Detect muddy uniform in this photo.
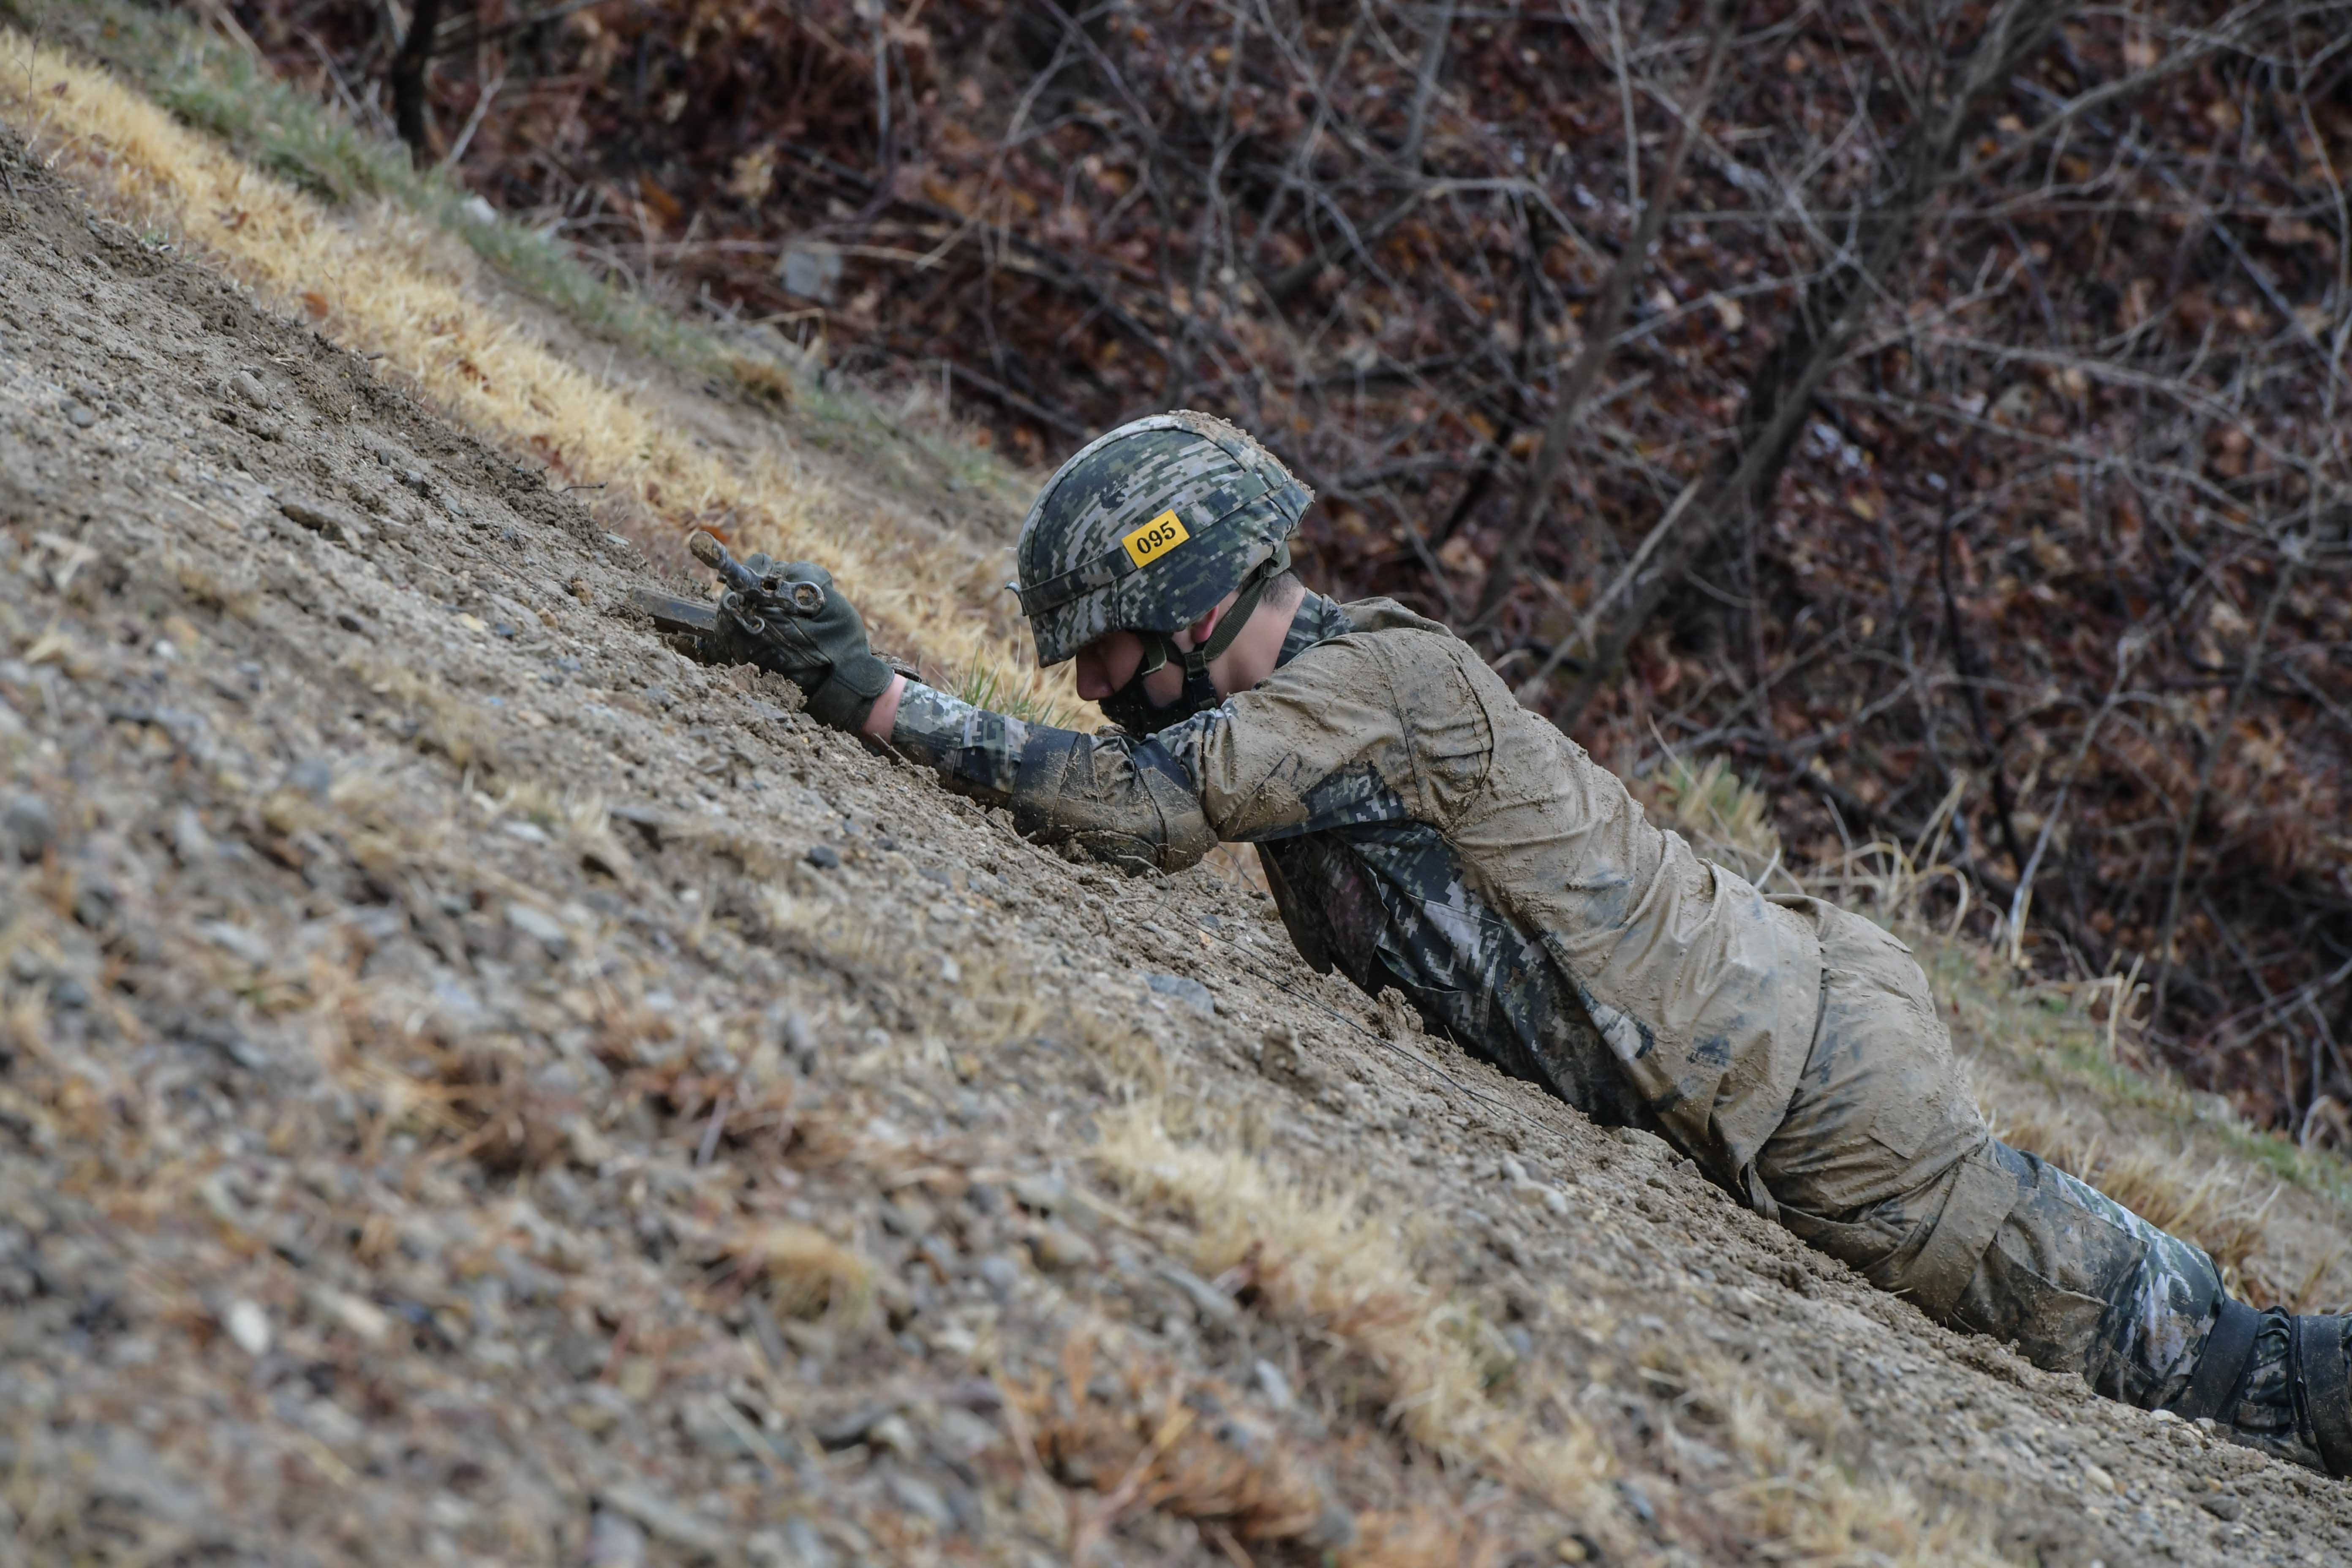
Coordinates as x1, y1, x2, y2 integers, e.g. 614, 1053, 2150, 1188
891, 591, 2283, 1445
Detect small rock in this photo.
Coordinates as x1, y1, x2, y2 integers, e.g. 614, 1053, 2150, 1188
584, 1509, 648, 1568
884, 1471, 956, 1528
501, 818, 551, 845
813, 1402, 898, 1450
1145, 972, 1217, 1017
609, 803, 667, 848
600, 1484, 732, 1555
1028, 1223, 1100, 1273
773, 1518, 836, 1568
310, 1287, 390, 1345
224, 1298, 271, 1356
806, 843, 841, 869
976, 1253, 1023, 1299
866, 1413, 918, 1458
65, 403, 96, 429
227, 370, 272, 409
881, 1196, 937, 1237
504, 901, 569, 956
278, 496, 367, 543
200, 921, 275, 967
3, 791, 54, 859
1254, 1358, 1294, 1410
1009, 1174, 1069, 1213
170, 805, 214, 864
1157, 1263, 1241, 1330
286, 757, 334, 799
2080, 1460, 2116, 1494
2199, 1491, 2242, 1522
613, 1356, 658, 1401
1259, 1025, 1324, 1086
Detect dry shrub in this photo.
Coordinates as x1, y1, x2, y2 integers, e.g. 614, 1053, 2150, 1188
1018, 1326, 1502, 1567
1098, 1107, 2014, 1566
1093, 1108, 1613, 1523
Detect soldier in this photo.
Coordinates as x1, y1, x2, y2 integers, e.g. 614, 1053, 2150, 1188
712, 410, 2352, 1477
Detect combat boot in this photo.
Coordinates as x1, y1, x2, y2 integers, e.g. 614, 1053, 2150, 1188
2170, 1301, 2352, 1476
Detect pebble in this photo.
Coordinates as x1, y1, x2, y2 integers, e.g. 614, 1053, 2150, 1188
2200, 1491, 2243, 1522
1028, 1223, 1100, 1273
1009, 1174, 1068, 1212
976, 1253, 1023, 1299
227, 370, 272, 409
613, 1356, 658, 1401
806, 843, 841, 869
1254, 1358, 1294, 1410
881, 1196, 936, 1237
584, 1509, 648, 1568
884, 1470, 956, 1528
599, 1484, 732, 1555
814, 1402, 898, 1450
504, 901, 570, 956
1157, 1263, 1242, 1330
224, 1299, 271, 1357
66, 403, 96, 428
1146, 971, 1217, 1017
866, 1413, 918, 1458
3, 791, 54, 859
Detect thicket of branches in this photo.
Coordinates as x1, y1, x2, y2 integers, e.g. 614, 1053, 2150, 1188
218, 0, 2352, 1136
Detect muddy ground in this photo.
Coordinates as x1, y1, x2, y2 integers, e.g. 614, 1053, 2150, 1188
1, 126, 2348, 1567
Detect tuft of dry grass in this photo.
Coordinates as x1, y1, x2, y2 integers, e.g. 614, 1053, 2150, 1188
1017, 1324, 1506, 1567
725, 1222, 876, 1321
0, 28, 1064, 715
1641, 753, 1786, 887
1096, 1104, 2013, 1566
1095, 1107, 1617, 1530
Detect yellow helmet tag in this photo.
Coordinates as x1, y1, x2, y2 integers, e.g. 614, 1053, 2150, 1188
1120, 510, 1190, 569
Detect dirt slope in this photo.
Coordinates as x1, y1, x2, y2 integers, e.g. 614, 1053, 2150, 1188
0, 128, 2346, 1568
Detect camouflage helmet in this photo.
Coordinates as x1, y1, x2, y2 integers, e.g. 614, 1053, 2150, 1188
1013, 411, 1313, 666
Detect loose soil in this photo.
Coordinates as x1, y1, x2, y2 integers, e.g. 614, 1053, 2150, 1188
2, 127, 2348, 1567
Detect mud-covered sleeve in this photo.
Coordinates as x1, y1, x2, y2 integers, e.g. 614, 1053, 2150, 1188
1159, 632, 1476, 841
887, 682, 1216, 874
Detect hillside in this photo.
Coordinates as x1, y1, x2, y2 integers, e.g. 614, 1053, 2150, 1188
3, 20, 2352, 1568
158, 0, 2352, 1125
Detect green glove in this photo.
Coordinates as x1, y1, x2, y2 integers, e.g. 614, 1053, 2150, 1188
729, 559, 893, 732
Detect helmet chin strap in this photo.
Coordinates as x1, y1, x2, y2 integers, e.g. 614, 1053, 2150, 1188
1133, 541, 1291, 685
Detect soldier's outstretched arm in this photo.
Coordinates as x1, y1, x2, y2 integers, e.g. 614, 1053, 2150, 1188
886, 683, 1216, 873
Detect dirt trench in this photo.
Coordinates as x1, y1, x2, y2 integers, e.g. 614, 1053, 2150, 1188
0, 128, 2347, 1568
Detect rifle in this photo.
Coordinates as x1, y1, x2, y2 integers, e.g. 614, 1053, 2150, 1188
629, 533, 915, 681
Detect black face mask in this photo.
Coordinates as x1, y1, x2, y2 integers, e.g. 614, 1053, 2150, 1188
1097, 633, 1222, 736
1094, 545, 1292, 737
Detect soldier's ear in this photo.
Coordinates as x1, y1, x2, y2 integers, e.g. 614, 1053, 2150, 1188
1181, 604, 1220, 651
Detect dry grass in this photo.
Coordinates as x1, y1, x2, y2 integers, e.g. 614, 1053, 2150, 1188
1017, 1324, 1508, 1567
0, 28, 1064, 716
1093, 1105, 2009, 1566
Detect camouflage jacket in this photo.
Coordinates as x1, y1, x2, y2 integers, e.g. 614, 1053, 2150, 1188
889, 594, 1825, 1190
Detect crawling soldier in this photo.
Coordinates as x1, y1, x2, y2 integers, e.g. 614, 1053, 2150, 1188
713, 410, 2352, 1477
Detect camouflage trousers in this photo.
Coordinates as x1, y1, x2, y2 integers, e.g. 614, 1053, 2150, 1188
1751, 905, 2221, 1409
